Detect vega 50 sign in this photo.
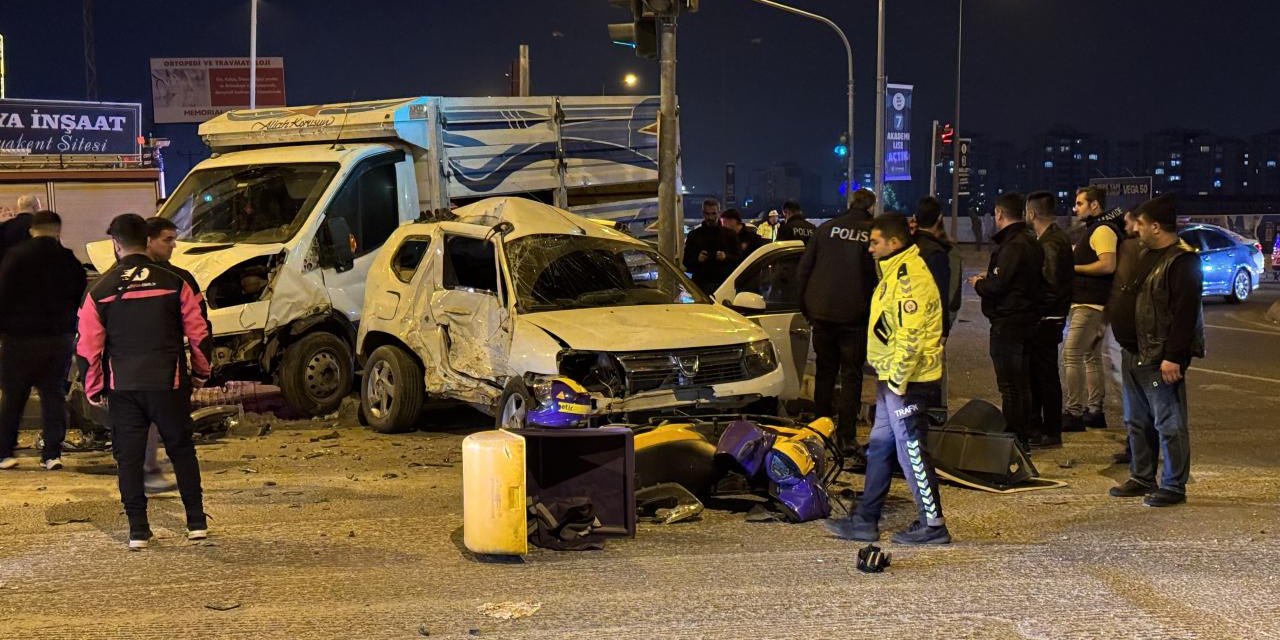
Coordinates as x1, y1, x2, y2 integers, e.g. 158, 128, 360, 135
0, 99, 141, 155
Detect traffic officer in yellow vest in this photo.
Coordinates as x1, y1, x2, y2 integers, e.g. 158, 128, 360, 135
826, 214, 951, 545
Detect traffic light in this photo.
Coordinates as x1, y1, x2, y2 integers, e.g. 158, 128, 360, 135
934, 122, 954, 164
608, 0, 690, 59
833, 133, 849, 158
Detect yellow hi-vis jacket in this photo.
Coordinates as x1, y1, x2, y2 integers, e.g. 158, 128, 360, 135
868, 243, 944, 394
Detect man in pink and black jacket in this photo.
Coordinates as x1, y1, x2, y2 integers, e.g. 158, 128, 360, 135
76, 213, 213, 549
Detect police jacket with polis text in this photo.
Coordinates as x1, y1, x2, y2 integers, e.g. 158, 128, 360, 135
777, 215, 817, 244
75, 254, 212, 399
796, 208, 877, 324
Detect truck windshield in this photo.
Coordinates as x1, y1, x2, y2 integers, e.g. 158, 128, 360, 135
160, 163, 338, 244
506, 234, 708, 313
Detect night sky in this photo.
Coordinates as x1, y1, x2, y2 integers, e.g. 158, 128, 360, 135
2, 1, 1276, 202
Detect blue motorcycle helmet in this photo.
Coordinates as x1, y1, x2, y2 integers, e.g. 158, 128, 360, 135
527, 377, 594, 428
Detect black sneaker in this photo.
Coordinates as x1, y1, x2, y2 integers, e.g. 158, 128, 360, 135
1109, 478, 1153, 498
1083, 411, 1108, 429
1061, 413, 1086, 432
890, 520, 952, 545
1143, 488, 1186, 507
824, 514, 880, 542
1028, 434, 1063, 450
128, 525, 154, 550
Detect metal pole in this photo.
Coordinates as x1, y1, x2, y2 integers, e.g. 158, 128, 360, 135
657, 17, 682, 263
873, 0, 886, 215
929, 119, 939, 197
949, 0, 963, 239
518, 44, 530, 97
745, 0, 854, 207
249, 0, 258, 109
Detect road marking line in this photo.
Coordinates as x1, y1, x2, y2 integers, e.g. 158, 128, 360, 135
1204, 323, 1280, 336
1190, 366, 1280, 384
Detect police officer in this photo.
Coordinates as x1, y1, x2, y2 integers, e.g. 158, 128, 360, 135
826, 214, 950, 545
796, 189, 877, 454
76, 213, 214, 549
776, 200, 816, 244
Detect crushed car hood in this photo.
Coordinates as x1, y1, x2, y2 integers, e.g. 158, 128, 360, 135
522, 304, 767, 352
87, 240, 287, 289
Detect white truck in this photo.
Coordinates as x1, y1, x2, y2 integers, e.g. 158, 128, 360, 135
85, 95, 670, 416
357, 197, 784, 432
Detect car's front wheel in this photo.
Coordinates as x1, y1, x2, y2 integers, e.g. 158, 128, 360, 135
1227, 268, 1252, 303
495, 378, 534, 430
361, 346, 425, 433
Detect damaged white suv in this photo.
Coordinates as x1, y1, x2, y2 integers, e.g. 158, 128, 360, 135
356, 197, 784, 432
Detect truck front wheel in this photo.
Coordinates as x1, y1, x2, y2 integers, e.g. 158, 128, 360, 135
279, 332, 354, 417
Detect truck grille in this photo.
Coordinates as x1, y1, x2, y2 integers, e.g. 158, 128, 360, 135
615, 345, 749, 395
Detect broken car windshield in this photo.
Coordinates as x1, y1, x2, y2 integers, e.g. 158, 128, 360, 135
506, 234, 706, 312
160, 163, 338, 244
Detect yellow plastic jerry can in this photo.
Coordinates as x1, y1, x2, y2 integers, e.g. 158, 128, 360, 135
462, 430, 528, 555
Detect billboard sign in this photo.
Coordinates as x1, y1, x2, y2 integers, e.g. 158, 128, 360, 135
957, 137, 971, 196
150, 57, 286, 123
0, 98, 141, 155
724, 162, 736, 205
884, 83, 912, 182
1088, 176, 1153, 214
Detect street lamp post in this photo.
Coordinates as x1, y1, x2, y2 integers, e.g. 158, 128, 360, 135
745, 0, 855, 207
873, 0, 886, 215
949, 0, 964, 239
249, 0, 258, 109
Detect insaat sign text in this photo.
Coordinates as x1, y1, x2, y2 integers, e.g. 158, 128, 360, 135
0, 99, 141, 155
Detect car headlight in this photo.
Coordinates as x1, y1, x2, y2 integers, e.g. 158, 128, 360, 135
743, 339, 778, 378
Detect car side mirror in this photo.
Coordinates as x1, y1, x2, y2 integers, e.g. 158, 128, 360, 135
319, 216, 356, 273
730, 291, 767, 311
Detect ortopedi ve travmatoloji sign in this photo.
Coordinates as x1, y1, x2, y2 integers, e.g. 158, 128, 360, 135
0, 99, 142, 155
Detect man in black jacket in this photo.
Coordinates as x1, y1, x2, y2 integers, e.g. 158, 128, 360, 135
719, 208, 767, 267
76, 213, 214, 549
912, 197, 957, 337
969, 193, 1044, 450
776, 200, 817, 244
1107, 195, 1203, 507
682, 198, 739, 293
1025, 192, 1074, 448
0, 211, 88, 470
796, 189, 877, 451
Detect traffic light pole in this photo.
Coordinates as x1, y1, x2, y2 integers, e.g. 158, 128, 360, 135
929, 120, 939, 197
745, 0, 854, 207
657, 16, 682, 262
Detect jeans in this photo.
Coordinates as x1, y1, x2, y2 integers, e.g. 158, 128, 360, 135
0, 334, 74, 461
1027, 319, 1066, 439
1102, 327, 1124, 406
811, 321, 868, 445
856, 381, 944, 526
1121, 350, 1191, 493
108, 389, 205, 527
989, 321, 1034, 446
1063, 306, 1107, 415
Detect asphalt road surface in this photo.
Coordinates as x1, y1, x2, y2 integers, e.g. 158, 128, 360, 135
1, 261, 1278, 639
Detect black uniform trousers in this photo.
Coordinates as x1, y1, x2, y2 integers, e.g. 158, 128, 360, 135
811, 320, 868, 446
108, 388, 205, 529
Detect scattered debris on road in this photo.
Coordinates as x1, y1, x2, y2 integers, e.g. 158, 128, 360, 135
205, 602, 241, 611
476, 601, 541, 620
